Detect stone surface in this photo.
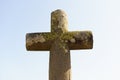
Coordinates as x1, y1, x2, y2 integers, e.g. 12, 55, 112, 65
26, 31, 93, 50
49, 39, 71, 80
26, 9, 93, 80
51, 9, 68, 33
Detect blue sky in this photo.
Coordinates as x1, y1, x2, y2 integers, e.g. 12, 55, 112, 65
0, 0, 120, 80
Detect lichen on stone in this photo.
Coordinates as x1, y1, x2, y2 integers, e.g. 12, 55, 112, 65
70, 38, 76, 43
64, 49, 68, 53
42, 33, 57, 41
34, 35, 46, 43
51, 9, 68, 33
26, 38, 33, 47
60, 32, 74, 41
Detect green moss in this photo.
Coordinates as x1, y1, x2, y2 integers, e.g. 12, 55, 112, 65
42, 31, 92, 42
42, 32, 76, 41
42, 33, 57, 41
60, 31, 79, 40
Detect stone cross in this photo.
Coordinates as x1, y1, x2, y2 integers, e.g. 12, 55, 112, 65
26, 9, 93, 80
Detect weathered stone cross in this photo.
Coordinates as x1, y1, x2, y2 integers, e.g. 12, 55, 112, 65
26, 9, 93, 80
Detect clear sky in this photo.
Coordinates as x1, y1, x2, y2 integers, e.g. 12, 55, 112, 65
0, 0, 120, 80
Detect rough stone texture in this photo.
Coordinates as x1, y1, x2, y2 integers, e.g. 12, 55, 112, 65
26, 31, 93, 51
51, 9, 68, 33
49, 39, 71, 80
26, 9, 93, 80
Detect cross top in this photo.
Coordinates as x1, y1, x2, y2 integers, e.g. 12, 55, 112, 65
51, 9, 68, 33
26, 9, 93, 80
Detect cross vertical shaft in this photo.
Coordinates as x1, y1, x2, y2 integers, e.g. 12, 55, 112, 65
49, 10, 71, 80
50, 39, 71, 80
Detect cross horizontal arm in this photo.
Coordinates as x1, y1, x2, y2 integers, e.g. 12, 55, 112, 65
61, 31, 93, 50
26, 32, 56, 51
26, 31, 93, 50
